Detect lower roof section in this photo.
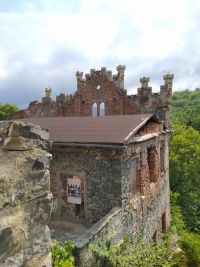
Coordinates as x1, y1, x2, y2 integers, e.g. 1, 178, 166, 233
19, 114, 155, 145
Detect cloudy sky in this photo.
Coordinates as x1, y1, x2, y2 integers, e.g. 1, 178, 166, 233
0, 0, 200, 108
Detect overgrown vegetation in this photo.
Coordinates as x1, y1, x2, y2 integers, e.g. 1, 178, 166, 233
51, 241, 75, 267
88, 193, 200, 267
0, 103, 19, 120
171, 192, 200, 266
90, 236, 186, 267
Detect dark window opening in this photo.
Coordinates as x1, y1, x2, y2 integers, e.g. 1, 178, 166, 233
152, 230, 157, 242
75, 202, 85, 219
160, 144, 165, 173
147, 147, 159, 183
130, 157, 141, 196
162, 212, 167, 233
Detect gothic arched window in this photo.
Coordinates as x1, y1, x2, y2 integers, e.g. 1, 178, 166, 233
92, 102, 97, 116
100, 102, 105, 116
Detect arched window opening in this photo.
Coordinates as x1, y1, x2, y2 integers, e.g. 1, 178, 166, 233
92, 102, 97, 117
160, 144, 165, 174
147, 147, 159, 183
162, 212, 167, 233
100, 102, 105, 116
129, 157, 141, 197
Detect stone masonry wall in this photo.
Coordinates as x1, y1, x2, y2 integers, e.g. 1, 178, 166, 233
0, 121, 52, 267
50, 146, 123, 223
75, 174, 170, 267
73, 129, 170, 266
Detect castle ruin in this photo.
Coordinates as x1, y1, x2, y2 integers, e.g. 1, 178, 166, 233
9, 66, 173, 266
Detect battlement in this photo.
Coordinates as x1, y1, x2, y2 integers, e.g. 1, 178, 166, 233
76, 65, 126, 90
11, 66, 174, 128
137, 74, 174, 101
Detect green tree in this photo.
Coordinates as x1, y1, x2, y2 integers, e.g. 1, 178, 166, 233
169, 121, 200, 233
171, 192, 200, 266
0, 103, 19, 120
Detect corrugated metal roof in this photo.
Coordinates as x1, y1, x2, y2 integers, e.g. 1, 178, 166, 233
19, 114, 154, 144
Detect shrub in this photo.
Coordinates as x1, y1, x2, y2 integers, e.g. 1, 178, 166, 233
179, 232, 200, 266
51, 241, 75, 267
90, 237, 185, 267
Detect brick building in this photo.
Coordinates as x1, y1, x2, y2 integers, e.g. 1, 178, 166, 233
16, 66, 173, 267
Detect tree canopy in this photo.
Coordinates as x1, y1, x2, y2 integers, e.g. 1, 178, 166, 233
172, 88, 200, 131
169, 121, 200, 233
0, 103, 19, 120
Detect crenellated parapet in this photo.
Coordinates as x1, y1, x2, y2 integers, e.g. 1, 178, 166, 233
138, 77, 152, 98
45, 87, 52, 98
116, 65, 126, 90
76, 65, 126, 90
136, 74, 174, 104
130, 74, 174, 128
160, 73, 174, 100
42, 87, 52, 104
11, 66, 174, 128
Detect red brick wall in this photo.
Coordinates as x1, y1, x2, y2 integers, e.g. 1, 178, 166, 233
11, 67, 173, 128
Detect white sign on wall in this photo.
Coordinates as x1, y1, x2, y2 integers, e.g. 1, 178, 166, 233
67, 177, 81, 204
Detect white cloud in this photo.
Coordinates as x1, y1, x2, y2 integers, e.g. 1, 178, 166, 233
0, 0, 200, 107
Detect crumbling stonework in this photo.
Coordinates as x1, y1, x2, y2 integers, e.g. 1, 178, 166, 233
47, 116, 171, 267
50, 146, 122, 223
11, 66, 174, 128
75, 174, 170, 267
0, 121, 52, 267
49, 118, 170, 225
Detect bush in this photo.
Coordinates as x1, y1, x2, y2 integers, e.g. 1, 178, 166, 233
51, 241, 75, 267
179, 232, 200, 266
171, 192, 200, 266
0, 103, 19, 120
90, 237, 185, 267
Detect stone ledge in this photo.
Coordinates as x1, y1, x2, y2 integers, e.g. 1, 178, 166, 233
75, 207, 122, 248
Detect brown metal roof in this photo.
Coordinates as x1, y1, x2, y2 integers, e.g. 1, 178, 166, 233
19, 114, 155, 144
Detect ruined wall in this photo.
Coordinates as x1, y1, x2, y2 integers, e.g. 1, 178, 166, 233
72, 125, 170, 267
50, 146, 123, 223
0, 121, 52, 267
11, 66, 173, 127
121, 132, 170, 219
75, 172, 170, 267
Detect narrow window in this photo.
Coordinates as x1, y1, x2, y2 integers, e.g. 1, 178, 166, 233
147, 147, 159, 183
160, 144, 165, 174
92, 102, 97, 116
130, 156, 141, 197
162, 212, 167, 233
100, 102, 105, 116
152, 230, 157, 242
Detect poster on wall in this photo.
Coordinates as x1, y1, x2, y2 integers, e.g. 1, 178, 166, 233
67, 176, 81, 204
